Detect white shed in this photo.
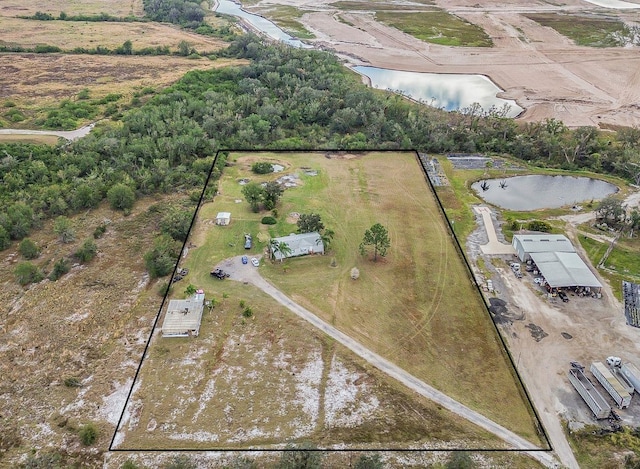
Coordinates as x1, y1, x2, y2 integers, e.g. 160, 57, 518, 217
216, 212, 231, 226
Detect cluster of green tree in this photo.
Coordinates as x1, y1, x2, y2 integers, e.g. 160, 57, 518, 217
242, 181, 283, 212
0, 44, 64, 54
143, 0, 205, 28
3, 36, 640, 259
144, 201, 197, 277
297, 213, 334, 248
20, 11, 141, 22
596, 196, 640, 233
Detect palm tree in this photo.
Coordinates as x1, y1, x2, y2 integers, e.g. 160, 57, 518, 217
277, 241, 292, 262
319, 229, 334, 251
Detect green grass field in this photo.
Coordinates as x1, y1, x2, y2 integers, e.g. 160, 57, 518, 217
196, 151, 541, 444
375, 10, 492, 47
579, 234, 640, 299
525, 13, 629, 47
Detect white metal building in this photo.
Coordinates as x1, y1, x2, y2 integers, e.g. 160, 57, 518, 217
161, 291, 205, 338
512, 234, 575, 262
529, 251, 602, 289
271, 232, 324, 261
512, 234, 602, 290
216, 212, 231, 226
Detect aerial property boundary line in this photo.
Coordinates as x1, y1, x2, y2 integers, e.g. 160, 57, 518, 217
109, 149, 552, 461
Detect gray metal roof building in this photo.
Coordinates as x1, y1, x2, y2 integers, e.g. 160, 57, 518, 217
512, 234, 575, 262
161, 292, 205, 338
271, 232, 324, 260
529, 251, 602, 289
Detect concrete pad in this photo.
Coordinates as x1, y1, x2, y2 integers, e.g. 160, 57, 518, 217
474, 206, 517, 256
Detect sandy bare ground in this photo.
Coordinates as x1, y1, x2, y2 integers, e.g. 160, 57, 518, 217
261, 0, 640, 128
468, 192, 640, 469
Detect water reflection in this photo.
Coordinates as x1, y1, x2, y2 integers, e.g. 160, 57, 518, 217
471, 175, 618, 210
583, 0, 640, 9
354, 66, 523, 117
215, 0, 311, 48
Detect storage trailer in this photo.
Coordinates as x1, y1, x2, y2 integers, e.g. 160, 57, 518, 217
591, 362, 632, 409
568, 367, 611, 419
620, 362, 640, 392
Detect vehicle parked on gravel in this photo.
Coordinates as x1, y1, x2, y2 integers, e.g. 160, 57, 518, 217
251, 257, 259, 267
210, 268, 230, 279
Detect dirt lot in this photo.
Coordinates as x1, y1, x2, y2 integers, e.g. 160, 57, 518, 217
261, 0, 640, 128
467, 203, 640, 468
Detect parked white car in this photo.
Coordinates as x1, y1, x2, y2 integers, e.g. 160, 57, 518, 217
251, 257, 259, 267
534, 277, 544, 285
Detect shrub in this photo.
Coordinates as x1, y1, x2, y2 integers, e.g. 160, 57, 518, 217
144, 235, 180, 278
107, 183, 135, 211
14, 262, 43, 286
78, 423, 98, 446
53, 216, 75, 243
261, 216, 277, 225
19, 238, 40, 259
48, 258, 70, 281
251, 162, 274, 174
75, 239, 97, 263
93, 223, 107, 239
0, 226, 10, 251
243, 307, 253, 318
64, 377, 82, 387
121, 461, 141, 469
160, 208, 193, 242
527, 220, 552, 232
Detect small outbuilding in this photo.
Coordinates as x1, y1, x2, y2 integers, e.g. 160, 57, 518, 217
271, 232, 324, 261
216, 212, 231, 226
161, 290, 205, 338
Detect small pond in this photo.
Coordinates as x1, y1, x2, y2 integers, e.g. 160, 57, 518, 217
471, 175, 618, 211
353, 66, 523, 117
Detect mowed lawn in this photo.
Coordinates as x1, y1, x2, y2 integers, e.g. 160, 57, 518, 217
185, 151, 542, 446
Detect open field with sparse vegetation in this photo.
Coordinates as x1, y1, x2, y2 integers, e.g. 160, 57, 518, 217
375, 10, 492, 47
524, 13, 632, 48
0, 0, 144, 17
120, 151, 544, 451
0, 17, 226, 53
0, 55, 244, 129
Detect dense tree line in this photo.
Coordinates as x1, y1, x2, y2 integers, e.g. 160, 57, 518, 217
143, 0, 205, 27
2, 36, 640, 250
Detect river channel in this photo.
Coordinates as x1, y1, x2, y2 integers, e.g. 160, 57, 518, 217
214, 0, 522, 116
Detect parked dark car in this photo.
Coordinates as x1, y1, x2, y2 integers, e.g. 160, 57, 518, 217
241, 255, 248, 264
210, 268, 230, 280
244, 234, 252, 249
558, 291, 569, 302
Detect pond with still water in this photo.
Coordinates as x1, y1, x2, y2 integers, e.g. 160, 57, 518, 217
471, 175, 618, 210
354, 66, 523, 117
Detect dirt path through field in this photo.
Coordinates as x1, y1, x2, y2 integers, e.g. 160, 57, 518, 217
214, 256, 559, 467
0, 122, 95, 141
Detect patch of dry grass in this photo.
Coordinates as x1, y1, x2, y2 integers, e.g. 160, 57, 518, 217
0, 133, 62, 145
0, 18, 225, 52
0, 54, 245, 126
120, 274, 501, 449
0, 0, 144, 17
0, 196, 177, 465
